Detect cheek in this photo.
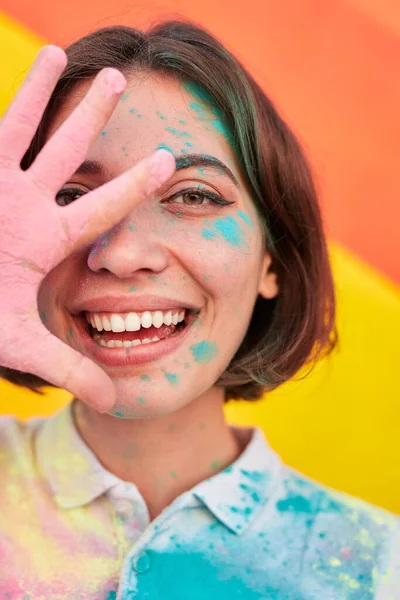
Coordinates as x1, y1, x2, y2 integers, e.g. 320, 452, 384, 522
157, 211, 262, 292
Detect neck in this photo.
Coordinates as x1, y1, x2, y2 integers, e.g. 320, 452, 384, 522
73, 388, 242, 520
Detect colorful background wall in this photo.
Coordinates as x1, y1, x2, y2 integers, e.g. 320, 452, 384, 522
0, 0, 399, 512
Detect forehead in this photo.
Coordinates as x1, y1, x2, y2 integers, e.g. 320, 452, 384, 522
50, 72, 239, 175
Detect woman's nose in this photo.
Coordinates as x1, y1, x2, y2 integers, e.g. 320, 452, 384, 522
87, 219, 170, 278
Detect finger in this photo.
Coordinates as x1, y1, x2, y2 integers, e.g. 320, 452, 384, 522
63, 149, 176, 249
20, 327, 116, 413
29, 67, 127, 193
0, 46, 67, 165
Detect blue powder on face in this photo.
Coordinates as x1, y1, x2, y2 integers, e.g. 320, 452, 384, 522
201, 229, 216, 239
190, 341, 218, 363
214, 216, 246, 248
165, 372, 179, 385
156, 142, 174, 153
237, 210, 253, 228
165, 127, 191, 138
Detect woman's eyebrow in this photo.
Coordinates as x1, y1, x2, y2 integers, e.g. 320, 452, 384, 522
175, 154, 239, 187
73, 154, 239, 186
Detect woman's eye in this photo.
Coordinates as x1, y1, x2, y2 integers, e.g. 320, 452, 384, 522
55, 188, 87, 207
181, 192, 206, 205
167, 188, 234, 210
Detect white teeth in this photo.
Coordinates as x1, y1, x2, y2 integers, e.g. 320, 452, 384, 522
94, 315, 103, 331
125, 312, 141, 331
114, 340, 123, 347
151, 336, 160, 342
123, 340, 131, 347
87, 308, 188, 332
110, 314, 125, 333
152, 311, 164, 328
102, 316, 111, 331
141, 311, 152, 328
141, 338, 152, 344
106, 340, 116, 348
131, 339, 141, 347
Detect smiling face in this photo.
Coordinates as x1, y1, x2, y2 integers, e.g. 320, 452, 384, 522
38, 72, 278, 418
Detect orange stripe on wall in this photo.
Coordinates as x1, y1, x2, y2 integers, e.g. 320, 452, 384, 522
2, 0, 400, 284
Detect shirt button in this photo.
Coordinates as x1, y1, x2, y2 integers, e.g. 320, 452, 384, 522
132, 550, 151, 573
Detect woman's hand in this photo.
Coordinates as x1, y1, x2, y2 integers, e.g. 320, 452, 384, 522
0, 46, 175, 412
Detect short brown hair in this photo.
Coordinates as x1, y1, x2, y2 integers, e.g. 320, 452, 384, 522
1, 21, 336, 401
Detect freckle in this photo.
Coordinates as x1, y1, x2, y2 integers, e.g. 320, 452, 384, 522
115, 412, 124, 418
149, 275, 158, 281
128, 224, 135, 231
120, 93, 129, 101
101, 131, 107, 136
170, 471, 177, 478
103, 241, 109, 248
40, 312, 46, 323
129, 286, 136, 292
163, 282, 168, 286
122, 146, 126, 151
129, 108, 135, 113
184, 141, 192, 148
183, 275, 188, 280
169, 423, 176, 431
138, 397, 146, 404
200, 423, 206, 429
204, 275, 209, 280
184, 362, 190, 369
137, 114, 142, 118
224, 263, 230, 271
178, 119, 185, 124
140, 374, 150, 381
101, 258, 106, 266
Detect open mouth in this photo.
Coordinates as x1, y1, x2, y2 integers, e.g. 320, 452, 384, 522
84, 308, 191, 348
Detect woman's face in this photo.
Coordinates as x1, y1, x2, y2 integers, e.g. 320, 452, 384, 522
39, 72, 278, 418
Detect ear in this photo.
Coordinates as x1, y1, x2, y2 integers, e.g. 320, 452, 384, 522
258, 253, 279, 299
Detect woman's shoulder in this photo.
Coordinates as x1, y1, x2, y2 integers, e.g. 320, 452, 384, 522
0, 414, 45, 472
271, 462, 400, 596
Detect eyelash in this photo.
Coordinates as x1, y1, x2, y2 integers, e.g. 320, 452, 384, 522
55, 186, 235, 211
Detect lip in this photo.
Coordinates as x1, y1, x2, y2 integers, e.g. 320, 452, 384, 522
73, 310, 196, 368
72, 294, 199, 315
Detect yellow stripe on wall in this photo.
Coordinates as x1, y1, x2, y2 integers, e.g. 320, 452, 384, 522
0, 10, 45, 117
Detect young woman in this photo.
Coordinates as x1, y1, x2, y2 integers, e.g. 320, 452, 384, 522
0, 21, 398, 600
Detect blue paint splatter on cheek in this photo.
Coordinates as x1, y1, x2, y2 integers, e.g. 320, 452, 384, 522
165, 372, 179, 385
190, 340, 218, 363
214, 216, 246, 248
202, 229, 216, 239
237, 210, 253, 229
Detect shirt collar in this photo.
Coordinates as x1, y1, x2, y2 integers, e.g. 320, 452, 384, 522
192, 426, 283, 535
36, 402, 283, 532
35, 401, 121, 509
